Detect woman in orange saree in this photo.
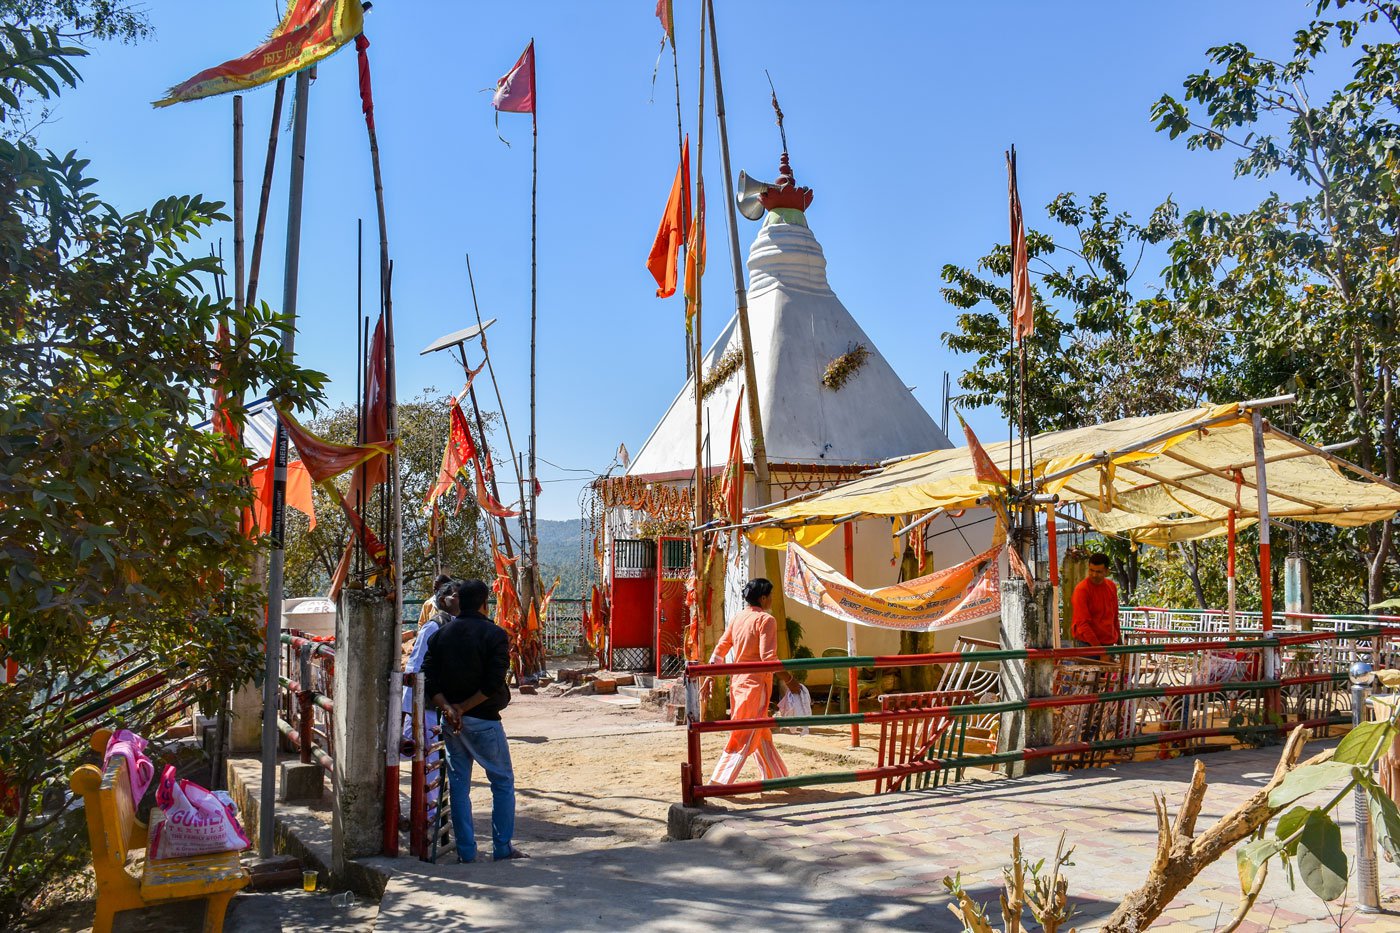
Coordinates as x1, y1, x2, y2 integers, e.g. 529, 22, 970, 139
701, 579, 799, 783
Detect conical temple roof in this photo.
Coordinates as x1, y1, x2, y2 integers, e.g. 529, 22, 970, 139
627, 207, 950, 480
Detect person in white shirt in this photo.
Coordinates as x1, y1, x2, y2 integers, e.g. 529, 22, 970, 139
402, 574, 452, 815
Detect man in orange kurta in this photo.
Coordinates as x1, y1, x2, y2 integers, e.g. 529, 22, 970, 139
1070, 553, 1120, 647
701, 578, 799, 783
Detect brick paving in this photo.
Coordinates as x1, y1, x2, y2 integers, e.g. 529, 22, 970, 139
692, 741, 1400, 930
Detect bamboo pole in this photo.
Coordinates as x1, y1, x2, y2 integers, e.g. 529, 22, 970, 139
692, 0, 708, 640
261, 67, 310, 860
706, 0, 789, 651
843, 523, 858, 748
465, 255, 526, 559
245, 78, 285, 309
523, 44, 541, 654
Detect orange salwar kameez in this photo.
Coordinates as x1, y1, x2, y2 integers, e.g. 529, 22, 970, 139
709, 607, 789, 783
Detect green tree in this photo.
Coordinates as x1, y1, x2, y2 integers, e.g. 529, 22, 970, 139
1150, 0, 1400, 606
282, 390, 495, 601
0, 30, 321, 919
941, 192, 1199, 435
0, 3, 151, 141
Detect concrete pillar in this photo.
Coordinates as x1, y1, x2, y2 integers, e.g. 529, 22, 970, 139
996, 578, 1054, 778
229, 680, 264, 753
332, 586, 392, 873
1285, 556, 1313, 629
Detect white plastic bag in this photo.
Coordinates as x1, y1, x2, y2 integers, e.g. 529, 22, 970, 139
776, 683, 813, 735
149, 765, 250, 859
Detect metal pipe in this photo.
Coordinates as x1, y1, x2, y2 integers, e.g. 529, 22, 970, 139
1351, 662, 1380, 912
260, 67, 311, 860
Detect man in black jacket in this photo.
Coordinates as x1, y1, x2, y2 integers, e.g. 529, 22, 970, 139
423, 578, 527, 862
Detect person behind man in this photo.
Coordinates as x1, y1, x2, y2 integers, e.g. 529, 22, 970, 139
422, 578, 526, 863
400, 575, 453, 816
1070, 553, 1120, 647
700, 578, 799, 783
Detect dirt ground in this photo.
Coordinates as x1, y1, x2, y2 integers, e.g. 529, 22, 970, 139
19, 686, 987, 931
497, 687, 998, 854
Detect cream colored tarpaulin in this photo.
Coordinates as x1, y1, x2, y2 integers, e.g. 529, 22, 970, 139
784, 542, 1002, 632
755, 401, 1400, 546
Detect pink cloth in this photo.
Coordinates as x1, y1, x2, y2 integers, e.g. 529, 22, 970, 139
103, 729, 155, 802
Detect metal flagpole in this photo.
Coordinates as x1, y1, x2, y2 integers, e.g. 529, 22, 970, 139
706, 0, 791, 648
261, 67, 311, 860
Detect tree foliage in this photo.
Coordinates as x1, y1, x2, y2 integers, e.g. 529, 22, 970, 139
941, 0, 1400, 608
0, 33, 321, 919
282, 390, 495, 601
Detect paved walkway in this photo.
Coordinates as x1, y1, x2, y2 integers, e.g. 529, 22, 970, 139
373, 741, 1400, 931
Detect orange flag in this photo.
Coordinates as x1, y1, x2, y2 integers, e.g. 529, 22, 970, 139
683, 174, 706, 328
1007, 146, 1034, 343
957, 413, 1009, 488
719, 386, 746, 524
277, 408, 392, 484
248, 459, 317, 535
472, 460, 518, 518
425, 401, 476, 510
647, 135, 690, 298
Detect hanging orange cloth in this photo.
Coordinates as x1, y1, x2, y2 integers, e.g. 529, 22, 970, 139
646, 135, 690, 298
683, 172, 705, 328
247, 459, 316, 535
277, 408, 392, 483
718, 386, 745, 525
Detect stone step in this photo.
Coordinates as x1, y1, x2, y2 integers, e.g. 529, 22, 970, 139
615, 685, 654, 700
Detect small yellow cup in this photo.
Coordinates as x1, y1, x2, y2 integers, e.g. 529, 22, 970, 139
302, 869, 317, 892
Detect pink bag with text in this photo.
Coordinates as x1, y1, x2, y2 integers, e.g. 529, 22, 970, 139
149, 765, 250, 859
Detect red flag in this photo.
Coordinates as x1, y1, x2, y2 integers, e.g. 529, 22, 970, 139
655, 0, 674, 43
719, 387, 746, 524
425, 401, 477, 509
348, 312, 389, 508
212, 322, 238, 444
957, 413, 1009, 488
354, 34, 376, 133
647, 136, 691, 299
533, 477, 544, 498
492, 41, 536, 114
1007, 147, 1034, 342
277, 408, 392, 484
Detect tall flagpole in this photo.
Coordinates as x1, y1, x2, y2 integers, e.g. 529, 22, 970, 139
691, 0, 707, 608
261, 66, 310, 860
706, 0, 789, 649
526, 38, 541, 671
354, 32, 405, 857
669, 13, 691, 378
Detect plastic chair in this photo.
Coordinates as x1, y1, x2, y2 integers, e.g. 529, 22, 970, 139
822, 648, 879, 714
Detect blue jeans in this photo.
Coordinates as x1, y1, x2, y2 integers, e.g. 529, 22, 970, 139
443, 716, 515, 861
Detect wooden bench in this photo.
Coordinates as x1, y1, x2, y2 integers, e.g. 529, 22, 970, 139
69, 731, 249, 933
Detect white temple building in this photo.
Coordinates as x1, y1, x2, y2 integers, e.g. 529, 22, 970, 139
604, 154, 995, 675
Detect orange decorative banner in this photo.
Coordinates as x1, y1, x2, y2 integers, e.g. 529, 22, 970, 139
784, 542, 1002, 633
278, 407, 392, 485
154, 0, 364, 107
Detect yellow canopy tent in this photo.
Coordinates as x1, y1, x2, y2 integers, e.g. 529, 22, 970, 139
750, 399, 1400, 547
737, 397, 1400, 633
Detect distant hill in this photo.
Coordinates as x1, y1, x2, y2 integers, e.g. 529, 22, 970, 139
536, 518, 585, 599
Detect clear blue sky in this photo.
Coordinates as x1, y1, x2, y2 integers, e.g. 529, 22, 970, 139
39, 1, 1317, 519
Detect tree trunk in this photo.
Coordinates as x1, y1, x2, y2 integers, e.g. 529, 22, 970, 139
1178, 542, 1208, 610
1100, 729, 1327, 932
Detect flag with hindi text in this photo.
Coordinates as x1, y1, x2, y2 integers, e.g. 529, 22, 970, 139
154, 0, 364, 107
